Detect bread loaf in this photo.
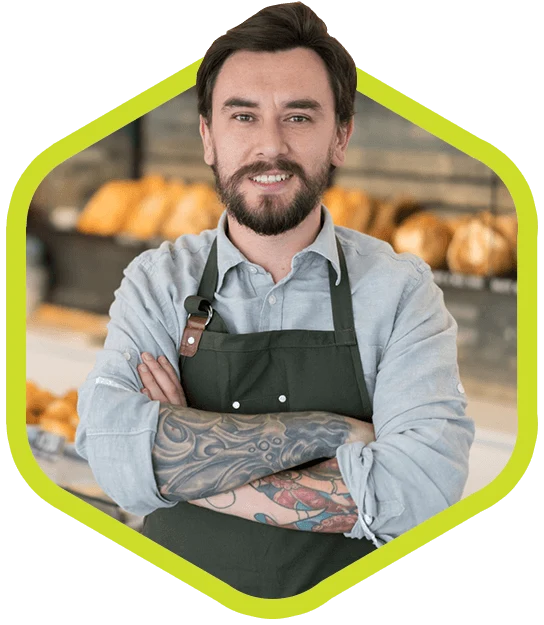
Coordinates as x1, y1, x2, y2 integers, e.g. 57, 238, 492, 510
39, 417, 76, 442
26, 381, 80, 441
322, 187, 349, 227
444, 214, 473, 237
392, 212, 452, 268
77, 180, 144, 236
161, 184, 223, 239
367, 195, 421, 244
447, 213, 515, 276
122, 183, 184, 240
494, 213, 518, 259
323, 186, 374, 232
367, 200, 397, 243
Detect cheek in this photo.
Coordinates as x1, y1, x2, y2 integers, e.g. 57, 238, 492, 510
215, 138, 249, 174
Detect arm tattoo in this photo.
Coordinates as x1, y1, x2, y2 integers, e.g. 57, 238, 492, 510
152, 404, 355, 502
196, 459, 359, 533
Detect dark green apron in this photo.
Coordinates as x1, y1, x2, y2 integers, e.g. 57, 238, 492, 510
143, 236, 376, 598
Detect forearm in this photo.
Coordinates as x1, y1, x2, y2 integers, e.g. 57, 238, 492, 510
189, 459, 359, 533
152, 403, 374, 502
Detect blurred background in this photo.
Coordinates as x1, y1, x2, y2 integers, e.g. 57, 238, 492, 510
26, 89, 517, 528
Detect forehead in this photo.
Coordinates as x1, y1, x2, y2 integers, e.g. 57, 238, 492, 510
212, 47, 335, 110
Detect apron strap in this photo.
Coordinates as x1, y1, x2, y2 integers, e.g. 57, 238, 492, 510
198, 238, 219, 303
329, 237, 373, 417
328, 237, 355, 333
185, 238, 227, 333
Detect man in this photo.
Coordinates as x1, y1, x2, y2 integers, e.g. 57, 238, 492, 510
77, 2, 474, 598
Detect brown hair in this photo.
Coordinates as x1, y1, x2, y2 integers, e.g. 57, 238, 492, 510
196, 2, 356, 126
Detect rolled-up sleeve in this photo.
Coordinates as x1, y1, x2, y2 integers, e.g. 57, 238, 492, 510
76, 254, 180, 516
337, 262, 475, 546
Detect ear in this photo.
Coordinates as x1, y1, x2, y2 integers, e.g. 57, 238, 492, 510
199, 115, 215, 166
331, 117, 354, 168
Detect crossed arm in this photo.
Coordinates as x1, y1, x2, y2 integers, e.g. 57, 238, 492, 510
139, 352, 374, 532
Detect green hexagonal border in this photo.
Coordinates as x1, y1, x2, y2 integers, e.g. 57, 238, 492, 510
7, 60, 537, 618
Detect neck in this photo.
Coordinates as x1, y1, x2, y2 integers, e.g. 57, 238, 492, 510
226, 205, 322, 283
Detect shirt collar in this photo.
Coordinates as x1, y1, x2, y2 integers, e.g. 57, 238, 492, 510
215, 205, 341, 292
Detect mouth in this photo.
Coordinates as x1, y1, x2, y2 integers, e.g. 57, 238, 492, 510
248, 172, 294, 192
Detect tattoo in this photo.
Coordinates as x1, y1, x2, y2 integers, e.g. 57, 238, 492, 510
251, 459, 358, 532
196, 459, 359, 533
152, 404, 354, 501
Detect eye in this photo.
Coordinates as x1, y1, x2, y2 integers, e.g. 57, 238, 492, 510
287, 115, 310, 123
233, 113, 254, 122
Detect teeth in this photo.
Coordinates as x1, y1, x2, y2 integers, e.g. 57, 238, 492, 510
252, 174, 291, 183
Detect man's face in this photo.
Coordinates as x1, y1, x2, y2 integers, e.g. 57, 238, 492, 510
200, 47, 353, 236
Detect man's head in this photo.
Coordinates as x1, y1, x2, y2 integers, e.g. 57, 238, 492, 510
196, 2, 357, 236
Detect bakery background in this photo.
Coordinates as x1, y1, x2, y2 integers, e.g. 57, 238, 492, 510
26, 89, 517, 528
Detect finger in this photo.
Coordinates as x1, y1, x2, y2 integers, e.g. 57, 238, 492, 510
157, 356, 188, 406
157, 356, 180, 385
141, 388, 150, 398
141, 353, 183, 404
138, 363, 168, 402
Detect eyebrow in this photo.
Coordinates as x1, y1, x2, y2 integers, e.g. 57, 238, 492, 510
220, 97, 323, 112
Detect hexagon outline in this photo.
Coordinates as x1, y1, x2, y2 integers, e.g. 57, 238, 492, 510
7, 59, 537, 618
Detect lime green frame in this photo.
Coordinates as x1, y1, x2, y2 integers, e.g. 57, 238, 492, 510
6, 58, 538, 620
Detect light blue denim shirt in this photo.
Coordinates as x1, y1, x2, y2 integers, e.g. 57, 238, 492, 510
76, 207, 474, 546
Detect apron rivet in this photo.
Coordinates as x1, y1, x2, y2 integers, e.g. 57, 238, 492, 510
232, 401, 240, 409
187, 336, 195, 345
278, 394, 287, 403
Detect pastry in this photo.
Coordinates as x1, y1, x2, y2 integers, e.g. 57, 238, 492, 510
367, 195, 421, 244
444, 214, 473, 237
447, 213, 516, 276
77, 180, 144, 236
367, 200, 397, 243
161, 184, 223, 239
494, 213, 518, 259
122, 188, 177, 239
323, 187, 350, 227
41, 399, 75, 422
62, 389, 79, 409
392, 212, 452, 269
344, 189, 374, 232
39, 417, 75, 442
139, 174, 166, 195
27, 381, 55, 417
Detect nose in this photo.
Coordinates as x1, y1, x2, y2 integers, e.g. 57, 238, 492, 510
254, 118, 288, 160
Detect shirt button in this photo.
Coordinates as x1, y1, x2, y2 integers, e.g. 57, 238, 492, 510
363, 514, 373, 525
232, 401, 240, 409
123, 352, 131, 361
457, 383, 465, 394
278, 395, 287, 403
249, 266, 258, 274
268, 295, 277, 305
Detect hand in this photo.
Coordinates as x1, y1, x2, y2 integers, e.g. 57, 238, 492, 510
345, 418, 375, 446
138, 352, 187, 406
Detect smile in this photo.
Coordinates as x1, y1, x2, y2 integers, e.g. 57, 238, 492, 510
250, 173, 293, 184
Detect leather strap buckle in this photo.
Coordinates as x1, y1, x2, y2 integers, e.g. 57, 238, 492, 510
179, 304, 213, 358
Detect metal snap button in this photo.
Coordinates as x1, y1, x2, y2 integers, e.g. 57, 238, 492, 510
232, 401, 240, 409
187, 336, 195, 345
278, 395, 287, 403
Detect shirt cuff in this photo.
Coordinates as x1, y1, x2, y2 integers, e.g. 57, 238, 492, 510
336, 442, 384, 547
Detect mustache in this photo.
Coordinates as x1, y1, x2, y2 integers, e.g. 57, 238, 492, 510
229, 158, 307, 186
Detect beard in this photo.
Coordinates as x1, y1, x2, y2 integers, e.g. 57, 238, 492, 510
211, 151, 334, 236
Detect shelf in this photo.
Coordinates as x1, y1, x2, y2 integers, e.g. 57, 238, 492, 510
432, 270, 517, 295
